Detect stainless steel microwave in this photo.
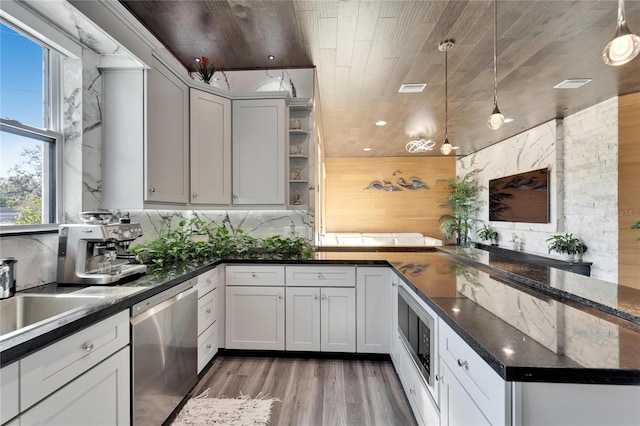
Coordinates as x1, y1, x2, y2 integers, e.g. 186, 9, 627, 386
398, 284, 435, 390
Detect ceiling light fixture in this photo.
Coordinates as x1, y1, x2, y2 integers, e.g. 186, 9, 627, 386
603, 0, 640, 66
405, 136, 435, 153
487, 0, 505, 130
194, 57, 201, 63
439, 40, 455, 155
268, 54, 275, 60
375, 120, 387, 126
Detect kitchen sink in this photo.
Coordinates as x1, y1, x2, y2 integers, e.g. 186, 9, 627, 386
0, 294, 106, 342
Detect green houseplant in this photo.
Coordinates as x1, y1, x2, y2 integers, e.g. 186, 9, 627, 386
546, 233, 587, 261
439, 170, 483, 247
477, 224, 499, 246
129, 217, 314, 268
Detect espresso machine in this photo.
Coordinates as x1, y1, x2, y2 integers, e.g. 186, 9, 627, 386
57, 219, 147, 285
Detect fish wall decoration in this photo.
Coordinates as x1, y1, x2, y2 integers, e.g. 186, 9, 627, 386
364, 170, 430, 192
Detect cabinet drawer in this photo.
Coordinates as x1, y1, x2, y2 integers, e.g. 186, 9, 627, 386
198, 287, 217, 335
286, 266, 355, 287
197, 322, 218, 373
20, 310, 130, 411
226, 265, 285, 286
439, 319, 508, 425
197, 268, 218, 298
1, 362, 19, 424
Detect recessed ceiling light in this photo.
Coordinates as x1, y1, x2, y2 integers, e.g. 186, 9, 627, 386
553, 78, 592, 89
194, 57, 201, 62
268, 54, 275, 60
504, 118, 515, 123
398, 83, 427, 93
375, 120, 387, 126
363, 147, 372, 152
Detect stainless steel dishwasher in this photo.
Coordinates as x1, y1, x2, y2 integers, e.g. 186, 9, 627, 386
130, 279, 197, 426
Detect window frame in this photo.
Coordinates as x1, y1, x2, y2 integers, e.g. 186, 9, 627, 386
0, 19, 64, 235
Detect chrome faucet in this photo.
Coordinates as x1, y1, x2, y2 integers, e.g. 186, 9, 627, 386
0, 257, 17, 299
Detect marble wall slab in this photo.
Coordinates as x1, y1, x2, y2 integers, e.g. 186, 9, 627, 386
458, 98, 618, 282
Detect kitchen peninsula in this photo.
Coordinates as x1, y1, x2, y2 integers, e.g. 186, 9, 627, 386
1, 250, 639, 425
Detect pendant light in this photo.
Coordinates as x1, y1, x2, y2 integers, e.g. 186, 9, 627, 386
603, 0, 640, 66
439, 40, 454, 156
487, 0, 504, 129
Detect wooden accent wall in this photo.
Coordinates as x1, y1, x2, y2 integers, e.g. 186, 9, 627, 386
618, 93, 640, 290
324, 157, 456, 237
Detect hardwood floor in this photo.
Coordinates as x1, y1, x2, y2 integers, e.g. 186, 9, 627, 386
187, 354, 417, 426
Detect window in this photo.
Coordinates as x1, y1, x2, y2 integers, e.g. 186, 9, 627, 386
0, 21, 62, 227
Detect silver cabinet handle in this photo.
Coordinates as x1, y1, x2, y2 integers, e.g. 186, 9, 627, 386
278, 294, 283, 300
193, 192, 198, 198
81, 343, 94, 352
409, 388, 416, 395
314, 295, 319, 300
321, 295, 327, 301
435, 374, 443, 382
457, 359, 469, 369
206, 344, 212, 350
391, 282, 397, 287
206, 278, 213, 284
206, 308, 212, 314
233, 194, 238, 199
317, 273, 324, 279
251, 273, 257, 278
149, 186, 156, 193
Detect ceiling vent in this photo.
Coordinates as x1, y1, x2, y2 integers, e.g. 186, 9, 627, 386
398, 83, 427, 93
553, 78, 593, 89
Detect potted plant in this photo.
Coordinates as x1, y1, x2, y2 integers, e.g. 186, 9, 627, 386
510, 233, 523, 251
546, 233, 587, 261
439, 170, 483, 247
477, 224, 499, 246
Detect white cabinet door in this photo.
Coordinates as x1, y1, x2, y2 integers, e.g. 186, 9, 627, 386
1, 362, 19, 424
286, 287, 321, 351
232, 99, 286, 205
356, 267, 390, 354
101, 69, 145, 210
440, 360, 490, 426
190, 89, 232, 205
146, 55, 189, 204
19, 347, 130, 426
225, 286, 285, 350
321, 287, 356, 353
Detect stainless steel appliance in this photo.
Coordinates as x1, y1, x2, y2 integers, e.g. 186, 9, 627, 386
56, 221, 147, 284
398, 284, 436, 395
0, 257, 17, 299
130, 279, 198, 426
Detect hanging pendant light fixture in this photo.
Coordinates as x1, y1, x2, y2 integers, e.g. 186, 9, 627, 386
603, 0, 640, 66
487, 0, 504, 130
439, 40, 455, 155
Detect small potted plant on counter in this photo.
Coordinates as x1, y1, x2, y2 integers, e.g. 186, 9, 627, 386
546, 233, 587, 261
477, 224, 499, 246
510, 233, 523, 251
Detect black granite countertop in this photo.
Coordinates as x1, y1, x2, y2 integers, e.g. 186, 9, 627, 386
2, 251, 640, 386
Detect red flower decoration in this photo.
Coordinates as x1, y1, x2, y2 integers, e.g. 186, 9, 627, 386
195, 56, 215, 84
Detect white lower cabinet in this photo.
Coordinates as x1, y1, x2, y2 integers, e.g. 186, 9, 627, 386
440, 360, 490, 426
197, 268, 220, 373
439, 319, 509, 426
356, 267, 390, 354
1, 362, 19, 424
396, 338, 440, 426
19, 347, 130, 426
286, 286, 356, 353
225, 286, 285, 350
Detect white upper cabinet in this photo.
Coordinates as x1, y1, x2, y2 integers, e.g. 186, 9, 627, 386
146, 55, 190, 204
232, 98, 287, 205
190, 89, 232, 205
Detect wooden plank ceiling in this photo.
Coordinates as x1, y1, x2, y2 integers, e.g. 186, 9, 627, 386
120, 0, 640, 158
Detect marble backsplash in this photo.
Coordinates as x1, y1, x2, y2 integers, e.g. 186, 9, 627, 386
1, 209, 313, 291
